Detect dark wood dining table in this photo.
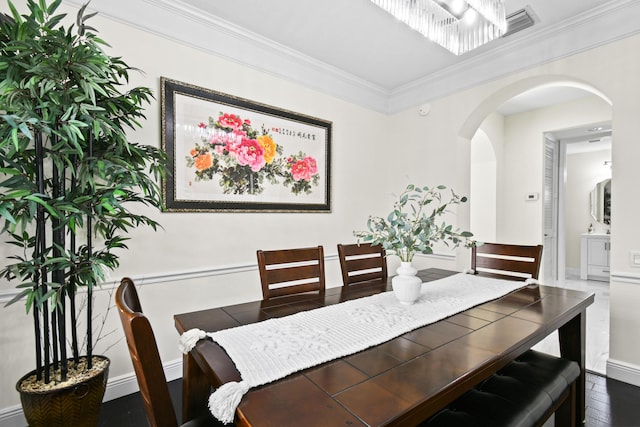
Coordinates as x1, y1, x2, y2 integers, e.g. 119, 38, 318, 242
174, 268, 594, 427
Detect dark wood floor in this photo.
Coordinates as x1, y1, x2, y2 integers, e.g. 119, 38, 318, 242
585, 372, 640, 427
98, 371, 640, 426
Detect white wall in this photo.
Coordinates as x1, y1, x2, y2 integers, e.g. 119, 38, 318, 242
470, 129, 497, 242
470, 112, 505, 243
565, 149, 612, 271
499, 96, 612, 246
4, 2, 640, 423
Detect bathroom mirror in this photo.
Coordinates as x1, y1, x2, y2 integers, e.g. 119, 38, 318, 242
590, 178, 611, 225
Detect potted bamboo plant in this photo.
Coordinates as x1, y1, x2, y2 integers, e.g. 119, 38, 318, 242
355, 184, 474, 304
0, 1, 166, 425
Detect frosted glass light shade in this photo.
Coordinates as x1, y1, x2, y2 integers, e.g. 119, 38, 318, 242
369, 0, 507, 55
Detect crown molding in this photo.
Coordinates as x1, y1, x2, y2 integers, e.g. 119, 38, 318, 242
62, 0, 391, 111
63, 0, 640, 114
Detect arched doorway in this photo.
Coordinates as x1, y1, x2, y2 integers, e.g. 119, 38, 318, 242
461, 76, 612, 374
461, 76, 612, 275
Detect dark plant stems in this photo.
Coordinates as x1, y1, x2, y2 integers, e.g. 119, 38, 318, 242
52, 145, 68, 380
69, 154, 79, 364
87, 132, 93, 369
35, 130, 49, 383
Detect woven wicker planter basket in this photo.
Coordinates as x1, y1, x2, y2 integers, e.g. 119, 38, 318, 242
16, 355, 110, 427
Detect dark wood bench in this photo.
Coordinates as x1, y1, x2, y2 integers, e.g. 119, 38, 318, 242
420, 349, 579, 427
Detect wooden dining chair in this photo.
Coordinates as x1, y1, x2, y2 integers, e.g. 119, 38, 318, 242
471, 242, 544, 281
116, 278, 222, 427
256, 246, 326, 300
337, 243, 387, 286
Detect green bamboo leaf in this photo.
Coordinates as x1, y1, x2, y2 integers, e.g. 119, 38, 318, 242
3, 288, 31, 308
68, 119, 89, 129
60, 106, 75, 122
24, 195, 59, 218
47, 0, 63, 15
17, 122, 33, 139
38, 290, 58, 310
10, 127, 20, 149
0, 168, 22, 176
0, 207, 17, 224
7, 1, 22, 24
100, 201, 116, 213
42, 257, 68, 267
76, 1, 88, 25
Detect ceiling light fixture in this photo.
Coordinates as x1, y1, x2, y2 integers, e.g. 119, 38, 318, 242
369, 0, 507, 55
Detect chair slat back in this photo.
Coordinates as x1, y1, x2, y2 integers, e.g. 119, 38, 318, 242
337, 243, 387, 286
471, 243, 543, 281
116, 278, 178, 427
257, 246, 326, 300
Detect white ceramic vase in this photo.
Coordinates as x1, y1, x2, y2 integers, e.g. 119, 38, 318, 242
392, 261, 422, 305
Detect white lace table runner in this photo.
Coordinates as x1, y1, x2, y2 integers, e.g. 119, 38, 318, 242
179, 273, 528, 424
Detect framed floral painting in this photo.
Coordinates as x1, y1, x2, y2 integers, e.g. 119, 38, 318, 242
160, 78, 332, 212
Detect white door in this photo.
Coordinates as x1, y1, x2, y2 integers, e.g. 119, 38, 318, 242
543, 137, 559, 283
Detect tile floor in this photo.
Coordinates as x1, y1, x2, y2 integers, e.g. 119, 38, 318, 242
533, 277, 610, 374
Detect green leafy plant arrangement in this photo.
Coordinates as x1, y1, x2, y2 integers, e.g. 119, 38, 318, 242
354, 184, 474, 262
0, 0, 166, 387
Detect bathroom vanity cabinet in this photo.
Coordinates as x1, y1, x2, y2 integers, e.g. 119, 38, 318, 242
580, 233, 610, 282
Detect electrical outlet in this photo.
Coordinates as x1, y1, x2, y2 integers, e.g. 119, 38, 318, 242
631, 251, 640, 267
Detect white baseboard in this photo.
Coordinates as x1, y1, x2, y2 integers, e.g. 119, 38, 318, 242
607, 358, 640, 387
0, 404, 26, 427
103, 357, 182, 401
0, 358, 184, 427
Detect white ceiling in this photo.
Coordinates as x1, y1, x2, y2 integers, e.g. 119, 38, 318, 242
495, 86, 593, 116
67, 0, 640, 114
174, 0, 616, 90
